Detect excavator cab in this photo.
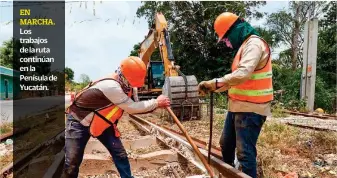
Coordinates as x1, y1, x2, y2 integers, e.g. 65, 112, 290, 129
149, 61, 165, 89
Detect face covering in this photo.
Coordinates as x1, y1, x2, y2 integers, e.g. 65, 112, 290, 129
218, 37, 233, 51
225, 19, 260, 55
223, 37, 233, 49
115, 67, 131, 93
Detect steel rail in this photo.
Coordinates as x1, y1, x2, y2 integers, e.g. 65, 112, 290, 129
286, 123, 337, 132
166, 107, 215, 177
129, 116, 208, 174
0, 110, 60, 142
0, 130, 65, 178
148, 123, 223, 160
284, 110, 336, 120
43, 148, 65, 178
129, 114, 251, 178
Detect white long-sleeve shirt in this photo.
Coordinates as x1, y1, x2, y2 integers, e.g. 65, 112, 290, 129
92, 80, 158, 114
70, 79, 158, 126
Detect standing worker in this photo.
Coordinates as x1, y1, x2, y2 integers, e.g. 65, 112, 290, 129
198, 12, 273, 178
64, 56, 171, 178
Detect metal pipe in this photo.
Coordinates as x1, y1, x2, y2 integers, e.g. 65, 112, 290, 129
208, 92, 214, 164
199, 149, 251, 178
166, 107, 215, 177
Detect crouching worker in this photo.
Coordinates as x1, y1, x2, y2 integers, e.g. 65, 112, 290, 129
64, 56, 171, 178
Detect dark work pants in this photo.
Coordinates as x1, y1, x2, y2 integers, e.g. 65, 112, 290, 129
63, 114, 133, 178
219, 112, 266, 178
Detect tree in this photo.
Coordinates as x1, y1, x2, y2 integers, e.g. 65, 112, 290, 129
267, 1, 326, 70
0, 38, 52, 94
79, 74, 91, 88
271, 2, 336, 113
316, 1, 336, 84
65, 67, 74, 81
130, 43, 141, 56
254, 26, 282, 49
134, 1, 266, 81
0, 37, 35, 69
0, 40, 12, 68
316, 1, 336, 107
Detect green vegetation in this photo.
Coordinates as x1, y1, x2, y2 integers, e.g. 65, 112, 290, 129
132, 1, 336, 114
65, 69, 91, 92
258, 121, 337, 177
0, 122, 13, 135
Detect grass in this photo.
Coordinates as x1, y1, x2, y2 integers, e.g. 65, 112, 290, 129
0, 122, 13, 135
257, 122, 301, 177
0, 153, 12, 170
136, 107, 337, 177
259, 122, 300, 147
214, 112, 225, 130
309, 131, 337, 154
271, 103, 289, 118
257, 121, 337, 178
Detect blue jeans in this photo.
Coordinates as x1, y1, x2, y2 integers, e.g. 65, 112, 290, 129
63, 114, 133, 178
219, 112, 266, 178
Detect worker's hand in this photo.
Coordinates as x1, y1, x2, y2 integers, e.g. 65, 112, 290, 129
156, 95, 171, 108
198, 79, 216, 96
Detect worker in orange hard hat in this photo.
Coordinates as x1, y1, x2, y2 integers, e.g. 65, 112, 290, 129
198, 12, 273, 178
64, 56, 170, 178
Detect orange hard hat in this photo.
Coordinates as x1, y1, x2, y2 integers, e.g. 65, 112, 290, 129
214, 12, 239, 42
120, 56, 146, 87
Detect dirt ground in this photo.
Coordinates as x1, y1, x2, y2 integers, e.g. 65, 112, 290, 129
132, 108, 337, 178
80, 115, 202, 178
2, 106, 336, 178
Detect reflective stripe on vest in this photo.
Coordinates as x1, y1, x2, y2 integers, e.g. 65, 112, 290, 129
228, 36, 273, 103
89, 105, 124, 137
89, 84, 133, 138
250, 71, 272, 80
229, 88, 273, 96
106, 106, 120, 119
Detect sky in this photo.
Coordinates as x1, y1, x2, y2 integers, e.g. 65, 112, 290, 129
0, 1, 289, 82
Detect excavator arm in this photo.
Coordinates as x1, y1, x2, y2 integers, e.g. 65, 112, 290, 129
138, 12, 178, 77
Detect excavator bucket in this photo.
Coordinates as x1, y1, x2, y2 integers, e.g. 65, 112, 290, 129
162, 75, 201, 121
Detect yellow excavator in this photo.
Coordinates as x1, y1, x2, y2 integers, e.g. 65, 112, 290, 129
136, 12, 201, 120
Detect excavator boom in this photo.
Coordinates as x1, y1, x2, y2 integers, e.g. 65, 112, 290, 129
139, 30, 156, 68
139, 12, 177, 77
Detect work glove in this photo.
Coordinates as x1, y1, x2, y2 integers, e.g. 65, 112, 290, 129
198, 79, 217, 96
